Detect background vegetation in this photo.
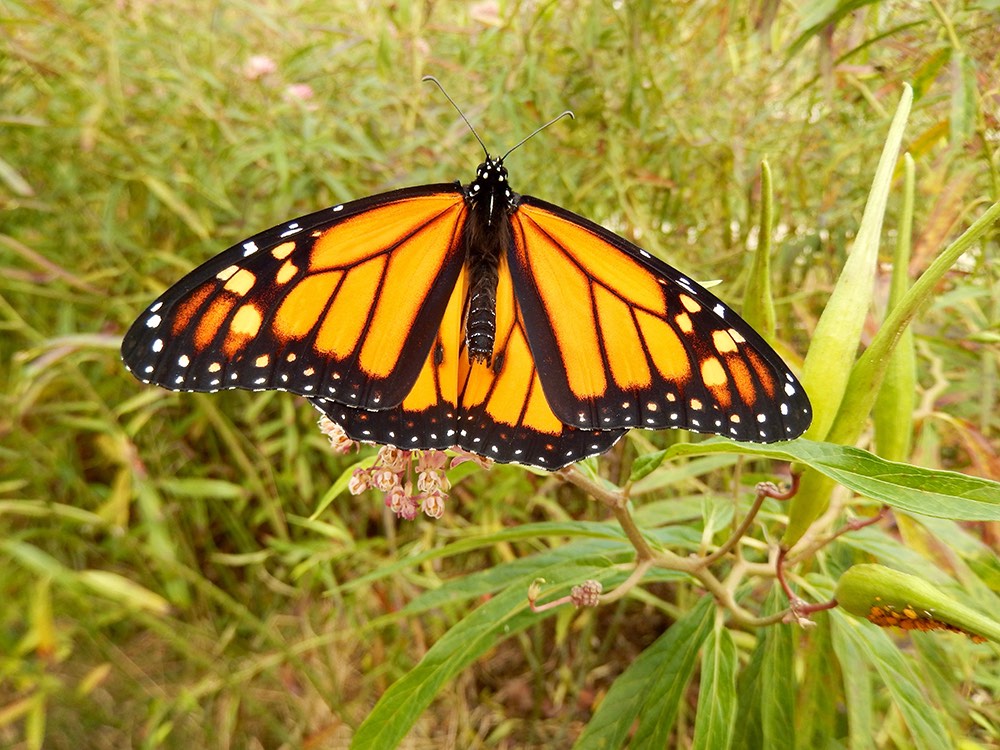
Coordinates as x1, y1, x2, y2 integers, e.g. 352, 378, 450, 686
2, 0, 998, 748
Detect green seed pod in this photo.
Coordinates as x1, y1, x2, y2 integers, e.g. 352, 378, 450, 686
835, 564, 999, 644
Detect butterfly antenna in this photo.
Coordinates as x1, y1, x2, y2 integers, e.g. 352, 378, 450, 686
422, 75, 489, 159
501, 110, 575, 161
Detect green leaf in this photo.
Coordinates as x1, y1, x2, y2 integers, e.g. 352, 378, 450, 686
786, 0, 883, 59
139, 175, 211, 240
309, 457, 372, 519
911, 47, 951, 101
830, 612, 951, 750
795, 616, 840, 747
827, 198, 1000, 451
691, 621, 738, 750
742, 159, 776, 340
760, 612, 795, 750
664, 440, 1000, 521
1, 540, 72, 581
732, 631, 764, 750
788, 84, 913, 545
631, 455, 741, 496
0, 154, 34, 196
873, 153, 916, 463
350, 561, 615, 750
628, 449, 668, 482
573, 596, 713, 749
798, 83, 911, 441
340, 521, 628, 595
399, 542, 632, 619
77, 570, 171, 614
733, 588, 794, 750
831, 611, 876, 750
949, 51, 977, 145
802, 86, 913, 440
156, 477, 247, 499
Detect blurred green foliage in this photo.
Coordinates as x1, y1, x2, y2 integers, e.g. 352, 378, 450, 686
2, 0, 998, 747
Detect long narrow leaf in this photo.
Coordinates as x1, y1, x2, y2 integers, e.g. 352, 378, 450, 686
830, 612, 951, 750
760, 611, 795, 749
664, 440, 1000, 521
830, 612, 875, 750
351, 561, 615, 750
691, 621, 738, 750
573, 596, 714, 750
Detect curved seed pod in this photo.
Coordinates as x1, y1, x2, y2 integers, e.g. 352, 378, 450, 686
835, 564, 999, 644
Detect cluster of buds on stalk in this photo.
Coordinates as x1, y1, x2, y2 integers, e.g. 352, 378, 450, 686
318, 415, 491, 520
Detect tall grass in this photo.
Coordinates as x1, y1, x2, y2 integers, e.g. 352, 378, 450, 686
2, 1, 998, 747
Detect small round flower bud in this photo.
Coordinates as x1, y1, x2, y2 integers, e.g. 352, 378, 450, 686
571, 580, 603, 608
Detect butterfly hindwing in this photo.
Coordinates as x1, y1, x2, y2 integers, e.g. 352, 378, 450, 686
311, 259, 625, 469
509, 197, 812, 442
121, 185, 467, 410
456, 253, 625, 467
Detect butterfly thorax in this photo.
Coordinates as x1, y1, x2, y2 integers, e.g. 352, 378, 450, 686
463, 156, 519, 366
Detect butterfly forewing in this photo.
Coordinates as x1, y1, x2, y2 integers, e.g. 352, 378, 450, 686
121, 185, 467, 410
509, 197, 812, 442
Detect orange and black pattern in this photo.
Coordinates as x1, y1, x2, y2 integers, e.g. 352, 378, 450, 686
122, 156, 811, 470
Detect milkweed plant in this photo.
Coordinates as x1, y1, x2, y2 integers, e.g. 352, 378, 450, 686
322, 85, 1000, 750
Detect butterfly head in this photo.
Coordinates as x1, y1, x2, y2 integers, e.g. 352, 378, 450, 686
466, 156, 518, 215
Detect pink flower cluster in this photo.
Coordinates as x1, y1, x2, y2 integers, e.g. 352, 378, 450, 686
318, 416, 354, 455
240, 54, 317, 110
350, 447, 451, 520
318, 416, 492, 520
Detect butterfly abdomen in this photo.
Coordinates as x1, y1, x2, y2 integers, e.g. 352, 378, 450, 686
464, 157, 517, 365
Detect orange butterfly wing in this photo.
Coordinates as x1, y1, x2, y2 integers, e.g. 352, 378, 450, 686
124, 165, 810, 470
122, 186, 468, 410
508, 198, 811, 442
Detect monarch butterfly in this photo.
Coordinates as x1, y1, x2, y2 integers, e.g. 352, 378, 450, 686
122, 79, 811, 470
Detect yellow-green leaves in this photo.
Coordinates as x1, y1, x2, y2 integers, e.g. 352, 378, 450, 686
799, 85, 913, 442
783, 85, 913, 545
873, 154, 917, 463
742, 159, 776, 341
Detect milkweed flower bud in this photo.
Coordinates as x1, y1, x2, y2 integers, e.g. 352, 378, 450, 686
348, 468, 371, 495
243, 55, 277, 80
835, 564, 998, 644
318, 416, 355, 454
571, 580, 603, 608
421, 489, 447, 519
345, 445, 456, 520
